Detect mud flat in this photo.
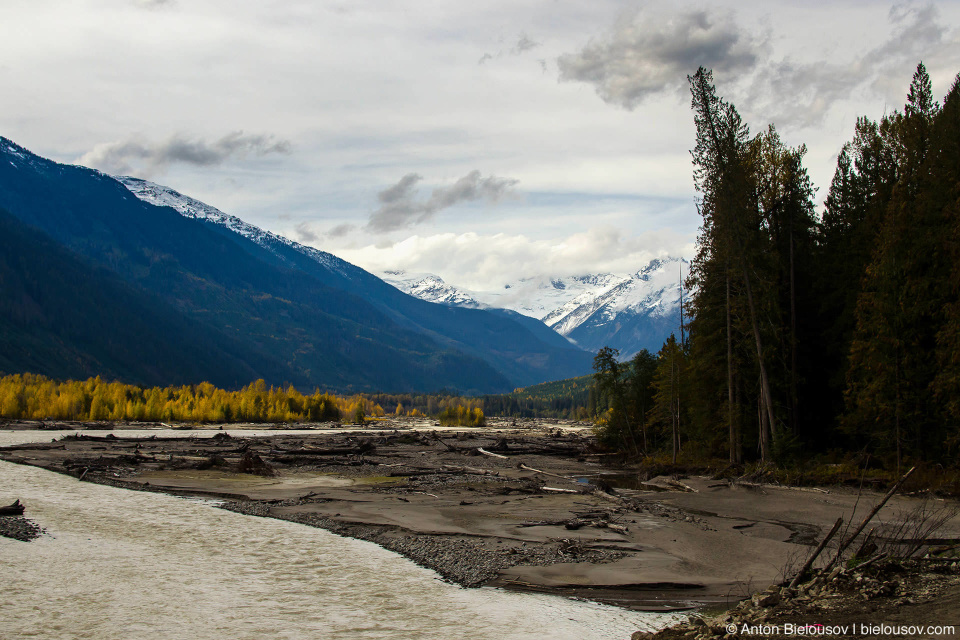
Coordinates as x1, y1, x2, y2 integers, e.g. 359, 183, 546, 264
3, 418, 959, 616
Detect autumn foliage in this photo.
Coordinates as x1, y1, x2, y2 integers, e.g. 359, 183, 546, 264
0, 373, 360, 423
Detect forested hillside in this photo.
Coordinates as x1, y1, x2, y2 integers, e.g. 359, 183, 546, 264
593, 63, 960, 472
0, 138, 593, 393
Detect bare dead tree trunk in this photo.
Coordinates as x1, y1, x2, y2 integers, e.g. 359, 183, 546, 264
726, 273, 740, 463
671, 351, 679, 464
759, 390, 770, 462
830, 466, 916, 567
740, 259, 777, 462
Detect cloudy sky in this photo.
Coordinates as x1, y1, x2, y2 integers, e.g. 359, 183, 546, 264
2, 1, 959, 290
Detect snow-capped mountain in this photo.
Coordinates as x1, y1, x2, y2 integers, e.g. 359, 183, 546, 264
116, 176, 354, 278
382, 258, 687, 359
552, 258, 686, 358
382, 270, 484, 309
109, 174, 592, 387
118, 175, 679, 362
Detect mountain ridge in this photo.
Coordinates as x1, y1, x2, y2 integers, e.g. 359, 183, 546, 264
0, 136, 592, 392
382, 258, 687, 358
112, 174, 593, 386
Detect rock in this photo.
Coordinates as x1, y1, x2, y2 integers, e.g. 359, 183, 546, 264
752, 592, 780, 608
630, 632, 655, 640
690, 616, 707, 627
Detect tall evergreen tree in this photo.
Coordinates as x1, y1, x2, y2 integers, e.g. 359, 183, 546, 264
647, 334, 687, 462
844, 63, 946, 467
928, 75, 960, 459
686, 68, 819, 463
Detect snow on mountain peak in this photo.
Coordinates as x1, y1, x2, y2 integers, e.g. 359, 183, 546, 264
381, 256, 685, 351
115, 176, 352, 278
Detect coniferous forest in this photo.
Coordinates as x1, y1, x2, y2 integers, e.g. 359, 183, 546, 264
595, 63, 960, 474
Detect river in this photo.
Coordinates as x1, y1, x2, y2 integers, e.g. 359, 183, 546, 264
0, 429, 675, 639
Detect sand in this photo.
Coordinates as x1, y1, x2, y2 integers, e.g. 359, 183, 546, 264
3, 418, 958, 613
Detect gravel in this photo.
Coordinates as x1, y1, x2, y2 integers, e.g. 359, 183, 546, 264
220, 499, 625, 588
0, 516, 44, 542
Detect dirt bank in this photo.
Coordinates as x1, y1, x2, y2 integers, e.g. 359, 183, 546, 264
634, 558, 960, 639
2, 418, 959, 616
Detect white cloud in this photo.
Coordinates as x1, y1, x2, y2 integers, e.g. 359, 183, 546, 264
4, 0, 960, 292
556, 3, 960, 130
744, 3, 959, 127
338, 226, 694, 291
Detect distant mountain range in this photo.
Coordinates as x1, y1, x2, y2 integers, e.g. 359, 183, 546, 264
0, 137, 593, 393
383, 258, 687, 359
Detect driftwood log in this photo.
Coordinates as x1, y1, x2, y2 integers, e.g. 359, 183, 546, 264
268, 443, 374, 456
477, 447, 508, 459
789, 517, 843, 588
0, 499, 25, 516
829, 466, 916, 568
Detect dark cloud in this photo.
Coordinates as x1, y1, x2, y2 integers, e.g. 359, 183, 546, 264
80, 131, 291, 176
294, 222, 355, 243
378, 172, 423, 203
557, 10, 764, 109
366, 170, 519, 233
748, 3, 955, 127
295, 221, 318, 242
327, 223, 356, 238
558, 4, 958, 127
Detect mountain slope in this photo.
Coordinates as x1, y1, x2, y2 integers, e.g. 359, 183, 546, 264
556, 259, 686, 357
383, 259, 686, 358
0, 208, 275, 387
114, 175, 593, 386
0, 137, 591, 391
0, 137, 515, 393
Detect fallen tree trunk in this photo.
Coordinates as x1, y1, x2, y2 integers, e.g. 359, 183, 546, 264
440, 465, 499, 476
518, 463, 571, 480
477, 448, 508, 459
789, 517, 843, 588
481, 446, 582, 457
829, 466, 916, 567
268, 445, 374, 456
0, 499, 25, 516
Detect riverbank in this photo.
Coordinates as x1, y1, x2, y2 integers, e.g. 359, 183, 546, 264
633, 558, 960, 640
2, 418, 959, 617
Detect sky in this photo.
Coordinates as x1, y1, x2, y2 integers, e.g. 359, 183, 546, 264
2, 0, 959, 291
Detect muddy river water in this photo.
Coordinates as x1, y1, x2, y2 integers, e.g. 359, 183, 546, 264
0, 429, 675, 639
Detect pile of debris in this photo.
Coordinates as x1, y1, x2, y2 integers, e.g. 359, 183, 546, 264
633, 466, 960, 640
632, 556, 960, 640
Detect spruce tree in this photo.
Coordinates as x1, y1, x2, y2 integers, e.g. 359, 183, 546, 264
687, 67, 781, 462
844, 63, 946, 466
